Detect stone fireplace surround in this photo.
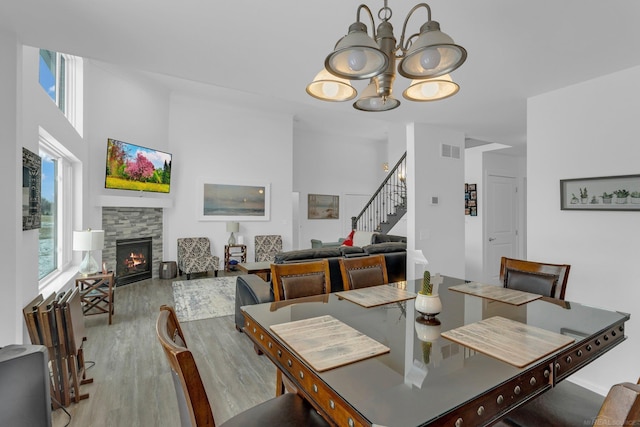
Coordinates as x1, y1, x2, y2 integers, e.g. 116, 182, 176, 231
102, 207, 163, 283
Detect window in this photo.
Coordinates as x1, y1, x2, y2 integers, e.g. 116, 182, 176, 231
38, 49, 84, 136
39, 49, 66, 113
38, 128, 75, 288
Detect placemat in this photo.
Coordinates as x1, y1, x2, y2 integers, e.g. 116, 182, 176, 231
270, 315, 390, 372
441, 316, 575, 368
335, 284, 417, 308
449, 282, 542, 306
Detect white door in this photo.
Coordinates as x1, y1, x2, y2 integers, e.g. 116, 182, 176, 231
484, 174, 518, 284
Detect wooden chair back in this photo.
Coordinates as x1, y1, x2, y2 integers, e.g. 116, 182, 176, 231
339, 254, 389, 291
156, 305, 215, 427
499, 257, 571, 300
595, 381, 640, 425
270, 260, 331, 302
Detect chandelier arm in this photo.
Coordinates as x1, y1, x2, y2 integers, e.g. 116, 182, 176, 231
397, 3, 432, 55
356, 4, 378, 39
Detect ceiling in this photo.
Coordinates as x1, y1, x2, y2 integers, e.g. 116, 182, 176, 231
2, 0, 640, 149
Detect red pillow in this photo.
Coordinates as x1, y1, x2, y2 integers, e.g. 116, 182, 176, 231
342, 230, 355, 246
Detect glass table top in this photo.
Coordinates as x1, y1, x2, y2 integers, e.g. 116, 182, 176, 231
243, 276, 629, 427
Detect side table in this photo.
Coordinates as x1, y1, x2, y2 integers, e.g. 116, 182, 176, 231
224, 244, 247, 271
75, 272, 115, 325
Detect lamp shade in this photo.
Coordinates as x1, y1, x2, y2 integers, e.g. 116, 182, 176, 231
226, 222, 239, 233
306, 69, 357, 102
403, 74, 460, 101
73, 229, 105, 251
354, 82, 400, 112
325, 22, 388, 80
398, 21, 467, 80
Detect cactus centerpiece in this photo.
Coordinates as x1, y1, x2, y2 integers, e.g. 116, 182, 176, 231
421, 270, 432, 295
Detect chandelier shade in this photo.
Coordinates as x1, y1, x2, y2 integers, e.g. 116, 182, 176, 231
353, 81, 400, 112
306, 69, 357, 101
397, 21, 467, 80
402, 74, 459, 102
308, 1, 466, 112
325, 22, 389, 80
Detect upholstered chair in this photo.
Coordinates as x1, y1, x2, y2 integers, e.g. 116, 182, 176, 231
499, 257, 571, 300
177, 237, 219, 280
339, 254, 389, 290
269, 260, 331, 395
254, 235, 282, 262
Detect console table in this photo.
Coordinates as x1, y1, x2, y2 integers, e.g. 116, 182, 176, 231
224, 244, 247, 271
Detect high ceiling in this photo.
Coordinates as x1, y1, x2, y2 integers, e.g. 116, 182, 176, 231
2, 0, 640, 148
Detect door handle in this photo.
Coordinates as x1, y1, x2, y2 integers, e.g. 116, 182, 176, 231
488, 237, 496, 241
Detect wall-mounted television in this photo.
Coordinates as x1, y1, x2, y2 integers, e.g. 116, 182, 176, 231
105, 138, 172, 193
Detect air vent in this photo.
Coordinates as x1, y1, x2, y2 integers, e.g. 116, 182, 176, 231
441, 143, 461, 159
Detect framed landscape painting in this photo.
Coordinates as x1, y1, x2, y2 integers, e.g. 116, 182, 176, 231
308, 194, 339, 219
198, 179, 270, 221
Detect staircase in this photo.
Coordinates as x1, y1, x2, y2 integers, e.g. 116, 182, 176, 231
351, 152, 407, 233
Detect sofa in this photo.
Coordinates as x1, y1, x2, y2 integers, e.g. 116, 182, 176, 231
310, 232, 406, 248
310, 238, 345, 248
234, 241, 407, 331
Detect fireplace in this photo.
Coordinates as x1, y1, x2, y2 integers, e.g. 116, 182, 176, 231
116, 237, 153, 285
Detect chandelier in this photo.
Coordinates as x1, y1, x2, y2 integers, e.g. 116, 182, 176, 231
306, 1, 466, 112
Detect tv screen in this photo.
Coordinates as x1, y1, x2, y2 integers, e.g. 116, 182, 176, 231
105, 138, 172, 193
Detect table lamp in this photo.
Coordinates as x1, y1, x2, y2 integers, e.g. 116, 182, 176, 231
73, 229, 105, 276
226, 221, 239, 245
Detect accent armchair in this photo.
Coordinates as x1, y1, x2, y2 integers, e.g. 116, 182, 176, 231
177, 237, 219, 280
254, 234, 282, 262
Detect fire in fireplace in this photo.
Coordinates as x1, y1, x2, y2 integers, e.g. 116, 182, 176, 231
116, 237, 152, 285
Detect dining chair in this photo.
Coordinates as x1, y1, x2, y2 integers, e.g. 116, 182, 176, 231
499, 256, 571, 300
270, 260, 331, 302
155, 305, 329, 427
339, 254, 389, 291
495, 378, 640, 427
270, 260, 331, 395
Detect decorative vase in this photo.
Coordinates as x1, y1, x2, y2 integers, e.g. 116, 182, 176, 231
415, 293, 442, 321
415, 316, 442, 341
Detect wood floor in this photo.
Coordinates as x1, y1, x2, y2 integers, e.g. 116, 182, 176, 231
52, 272, 276, 427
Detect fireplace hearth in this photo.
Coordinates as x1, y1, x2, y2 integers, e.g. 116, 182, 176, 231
116, 237, 153, 285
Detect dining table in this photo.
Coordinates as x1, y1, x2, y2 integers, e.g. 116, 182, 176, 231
241, 275, 630, 427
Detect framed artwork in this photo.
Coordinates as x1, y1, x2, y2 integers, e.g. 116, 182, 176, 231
23, 147, 41, 230
198, 179, 270, 221
308, 194, 339, 219
465, 183, 477, 216
560, 174, 640, 211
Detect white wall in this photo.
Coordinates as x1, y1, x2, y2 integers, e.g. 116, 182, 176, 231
1, 43, 89, 346
164, 93, 294, 262
464, 147, 483, 281
293, 128, 387, 247
528, 65, 640, 394
0, 32, 21, 345
408, 123, 465, 282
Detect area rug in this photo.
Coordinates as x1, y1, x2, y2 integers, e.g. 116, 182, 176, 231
172, 276, 236, 322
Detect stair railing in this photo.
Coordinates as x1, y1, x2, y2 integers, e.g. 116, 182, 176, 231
352, 152, 407, 232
